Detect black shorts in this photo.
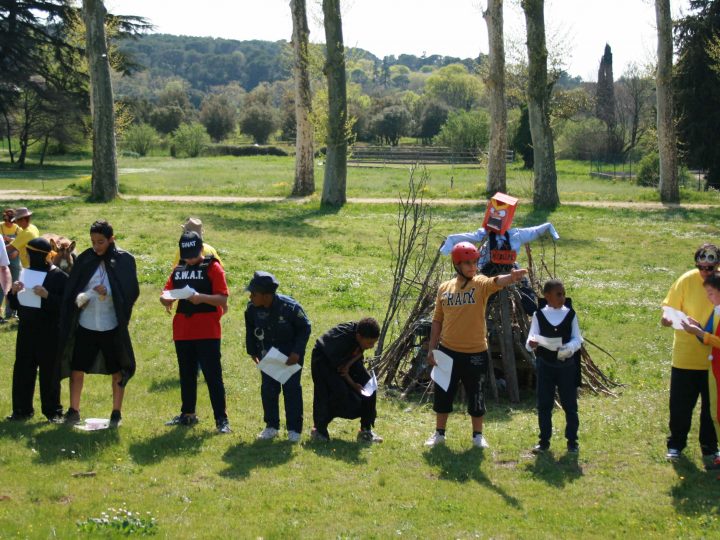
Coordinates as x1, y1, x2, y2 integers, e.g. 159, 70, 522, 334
71, 325, 122, 374
433, 345, 489, 417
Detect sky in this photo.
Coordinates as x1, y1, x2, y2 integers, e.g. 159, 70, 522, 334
107, 0, 693, 81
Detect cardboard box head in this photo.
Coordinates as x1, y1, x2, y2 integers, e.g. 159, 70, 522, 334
482, 192, 518, 235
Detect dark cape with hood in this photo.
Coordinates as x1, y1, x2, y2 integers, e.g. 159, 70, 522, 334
59, 244, 139, 386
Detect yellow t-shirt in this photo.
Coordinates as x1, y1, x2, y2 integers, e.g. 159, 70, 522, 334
9, 223, 39, 268
1, 222, 19, 240
663, 268, 713, 370
433, 274, 503, 353
172, 242, 222, 267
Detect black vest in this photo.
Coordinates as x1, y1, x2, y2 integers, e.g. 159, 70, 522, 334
536, 301, 576, 362
172, 256, 217, 315
481, 232, 516, 276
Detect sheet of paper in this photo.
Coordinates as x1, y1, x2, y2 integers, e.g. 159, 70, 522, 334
17, 268, 46, 308
74, 418, 110, 431
663, 306, 690, 331
531, 334, 564, 351
161, 285, 196, 300
256, 347, 301, 385
361, 370, 378, 397
431, 349, 453, 392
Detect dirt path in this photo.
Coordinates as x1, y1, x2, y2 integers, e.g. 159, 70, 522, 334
1, 190, 719, 210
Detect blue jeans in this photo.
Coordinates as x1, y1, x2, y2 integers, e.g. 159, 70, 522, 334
261, 369, 303, 432
536, 356, 579, 444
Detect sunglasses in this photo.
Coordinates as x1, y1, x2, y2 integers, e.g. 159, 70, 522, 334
697, 252, 719, 264
697, 265, 716, 272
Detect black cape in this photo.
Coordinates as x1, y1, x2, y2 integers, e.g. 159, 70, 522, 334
59, 244, 139, 386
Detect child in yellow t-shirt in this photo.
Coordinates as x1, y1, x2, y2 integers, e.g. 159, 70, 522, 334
1, 208, 21, 320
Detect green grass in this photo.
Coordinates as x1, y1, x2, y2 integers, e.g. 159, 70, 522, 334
1, 185, 720, 536
2, 153, 720, 203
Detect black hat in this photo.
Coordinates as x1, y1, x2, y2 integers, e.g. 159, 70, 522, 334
27, 237, 52, 254
245, 271, 279, 294
179, 231, 203, 260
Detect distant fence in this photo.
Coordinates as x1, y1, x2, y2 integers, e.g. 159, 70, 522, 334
348, 145, 513, 166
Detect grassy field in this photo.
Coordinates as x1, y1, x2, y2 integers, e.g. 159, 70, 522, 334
1, 164, 720, 537
1, 153, 719, 203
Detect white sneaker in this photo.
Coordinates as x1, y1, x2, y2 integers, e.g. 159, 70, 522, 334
287, 430, 301, 443
257, 427, 279, 440
472, 433, 490, 449
424, 431, 446, 447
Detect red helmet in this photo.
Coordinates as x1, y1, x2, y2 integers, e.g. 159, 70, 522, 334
451, 242, 480, 264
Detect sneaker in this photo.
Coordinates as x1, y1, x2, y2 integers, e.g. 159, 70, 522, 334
257, 426, 279, 440
532, 442, 550, 454
46, 414, 64, 424
424, 431, 446, 447
165, 414, 198, 427
357, 429, 384, 443
287, 430, 302, 443
63, 408, 80, 425
216, 419, 232, 434
666, 448, 681, 461
310, 427, 330, 442
5, 412, 33, 422
567, 441, 579, 453
472, 433, 490, 449
109, 410, 122, 428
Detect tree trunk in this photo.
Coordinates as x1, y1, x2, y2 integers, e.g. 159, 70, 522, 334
321, 0, 347, 206
655, 0, 679, 203
1, 108, 14, 164
290, 0, 315, 197
83, 0, 118, 202
483, 0, 507, 195
522, 0, 559, 208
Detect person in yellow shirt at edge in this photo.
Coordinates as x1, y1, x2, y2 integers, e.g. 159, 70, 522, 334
6, 207, 39, 269
172, 217, 222, 267
662, 243, 720, 463
424, 241, 527, 449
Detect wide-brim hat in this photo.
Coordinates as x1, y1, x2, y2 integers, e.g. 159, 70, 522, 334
182, 217, 204, 238
12, 207, 32, 222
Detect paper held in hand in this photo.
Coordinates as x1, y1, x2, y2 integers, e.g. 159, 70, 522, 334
361, 370, 378, 397
530, 334, 564, 352
430, 349, 453, 392
257, 347, 301, 385
161, 285, 196, 300
17, 268, 46, 308
662, 306, 690, 330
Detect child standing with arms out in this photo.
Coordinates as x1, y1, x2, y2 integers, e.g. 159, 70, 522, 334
526, 279, 583, 454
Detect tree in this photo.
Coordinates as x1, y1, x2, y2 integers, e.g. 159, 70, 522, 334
596, 44, 616, 129
370, 105, 411, 146
83, 0, 118, 202
239, 104, 277, 144
321, 0, 348, 206
522, 0, 559, 208
199, 94, 236, 142
615, 63, 654, 157
172, 122, 209, 157
416, 99, 449, 144
436, 109, 489, 154
425, 64, 484, 110
655, 0, 679, 202
122, 123, 158, 156
483, 0, 508, 194
290, 0, 315, 196
511, 104, 533, 168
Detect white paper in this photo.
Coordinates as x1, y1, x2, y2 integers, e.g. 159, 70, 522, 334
663, 306, 690, 331
161, 285, 196, 300
17, 268, 46, 308
361, 370, 378, 397
430, 349, 453, 392
531, 334, 564, 352
256, 347, 301, 385
74, 418, 110, 431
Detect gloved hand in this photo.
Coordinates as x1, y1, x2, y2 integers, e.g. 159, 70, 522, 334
557, 345, 573, 360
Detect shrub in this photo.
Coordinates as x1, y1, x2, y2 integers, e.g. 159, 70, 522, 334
556, 117, 608, 160
636, 152, 659, 187
122, 124, 159, 157
239, 104, 278, 145
202, 145, 289, 157
172, 122, 210, 158
436, 109, 489, 153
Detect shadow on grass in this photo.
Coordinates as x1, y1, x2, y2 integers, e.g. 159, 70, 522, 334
670, 455, 720, 515
524, 450, 583, 487
148, 376, 181, 393
128, 426, 211, 465
423, 445, 522, 509
29, 425, 119, 464
303, 438, 367, 464
219, 439, 294, 479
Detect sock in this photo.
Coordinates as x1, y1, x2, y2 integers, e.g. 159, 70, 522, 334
436, 428, 446, 436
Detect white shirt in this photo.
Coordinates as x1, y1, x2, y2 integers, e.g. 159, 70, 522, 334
78, 262, 118, 331
0, 240, 9, 266
525, 304, 583, 353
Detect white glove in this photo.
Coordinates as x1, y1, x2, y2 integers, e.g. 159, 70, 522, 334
75, 290, 97, 308
556, 346, 573, 360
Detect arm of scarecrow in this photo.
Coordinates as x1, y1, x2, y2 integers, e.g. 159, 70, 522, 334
439, 228, 487, 255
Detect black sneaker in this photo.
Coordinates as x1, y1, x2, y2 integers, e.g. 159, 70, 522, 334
357, 429, 383, 443
46, 414, 64, 424
216, 418, 232, 434
532, 442, 550, 454
5, 412, 33, 422
567, 441, 579, 453
109, 410, 122, 428
165, 414, 198, 427
63, 408, 80, 425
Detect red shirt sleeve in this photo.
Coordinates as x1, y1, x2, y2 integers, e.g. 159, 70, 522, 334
164, 271, 174, 291
208, 260, 229, 296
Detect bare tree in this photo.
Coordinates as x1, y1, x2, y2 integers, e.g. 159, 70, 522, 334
521, 0, 559, 208
615, 63, 654, 157
290, 0, 315, 196
321, 0, 347, 206
655, 0, 679, 203
483, 0, 507, 194
83, 0, 118, 202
